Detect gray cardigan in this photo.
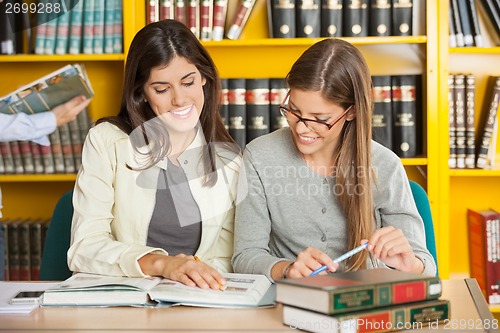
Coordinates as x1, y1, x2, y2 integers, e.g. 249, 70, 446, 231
232, 128, 436, 279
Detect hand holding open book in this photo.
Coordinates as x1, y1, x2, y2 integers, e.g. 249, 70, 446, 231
42, 272, 273, 308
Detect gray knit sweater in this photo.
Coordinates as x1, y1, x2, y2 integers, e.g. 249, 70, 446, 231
232, 128, 436, 280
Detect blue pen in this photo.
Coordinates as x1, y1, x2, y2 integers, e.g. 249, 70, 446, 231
309, 242, 369, 276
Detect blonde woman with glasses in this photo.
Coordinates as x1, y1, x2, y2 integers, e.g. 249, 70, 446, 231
232, 38, 436, 281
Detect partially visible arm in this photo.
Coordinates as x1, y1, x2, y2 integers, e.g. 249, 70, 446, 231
0, 112, 56, 145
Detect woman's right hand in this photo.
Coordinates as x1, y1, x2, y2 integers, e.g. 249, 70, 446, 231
138, 253, 226, 290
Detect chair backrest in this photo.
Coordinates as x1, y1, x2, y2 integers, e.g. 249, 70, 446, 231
39, 190, 74, 281
408, 180, 438, 275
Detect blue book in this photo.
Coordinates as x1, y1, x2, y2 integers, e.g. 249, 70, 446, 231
82, 0, 95, 54
69, 0, 84, 54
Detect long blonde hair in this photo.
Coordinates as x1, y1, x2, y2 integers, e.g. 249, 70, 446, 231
286, 39, 374, 270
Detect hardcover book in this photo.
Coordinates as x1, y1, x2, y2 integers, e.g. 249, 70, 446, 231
467, 208, 500, 304
391, 74, 421, 158
276, 268, 442, 315
295, 0, 321, 37
343, 0, 368, 37
369, 0, 391, 36
448, 74, 457, 169
450, 0, 465, 46
269, 78, 288, 131
228, 78, 247, 148
269, 0, 296, 38
456, 0, 474, 46
42, 272, 273, 308
392, 0, 413, 36
454, 73, 466, 169
245, 79, 270, 143
219, 78, 229, 130
476, 76, 500, 169
282, 299, 450, 333
226, 0, 257, 39
371, 75, 392, 150
320, 0, 342, 37
464, 74, 476, 168
212, 0, 228, 40
467, 0, 483, 47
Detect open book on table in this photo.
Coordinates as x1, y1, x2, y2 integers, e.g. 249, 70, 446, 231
42, 272, 274, 308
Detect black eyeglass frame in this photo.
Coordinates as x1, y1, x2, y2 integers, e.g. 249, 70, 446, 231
278, 91, 353, 132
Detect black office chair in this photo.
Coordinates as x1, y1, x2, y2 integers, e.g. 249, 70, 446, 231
39, 190, 74, 281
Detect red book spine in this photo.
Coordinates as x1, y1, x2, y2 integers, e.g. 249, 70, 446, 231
160, 0, 174, 19
392, 281, 426, 304
212, 0, 227, 40
175, 0, 187, 24
147, 0, 159, 24
200, 0, 213, 40
226, 0, 256, 40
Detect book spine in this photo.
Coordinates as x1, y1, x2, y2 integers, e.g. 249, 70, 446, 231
147, 0, 159, 24
0, 144, 5, 174
34, 0, 48, 54
8, 221, 19, 281
391, 0, 412, 36
226, 0, 257, 40
68, 118, 83, 171
448, 74, 457, 169
467, 0, 483, 47
58, 123, 76, 173
2, 222, 9, 280
448, 5, 458, 48
480, 0, 500, 40
29, 221, 42, 281
113, 0, 123, 53
200, 0, 213, 40
476, 76, 500, 169
18, 140, 35, 174
296, 0, 320, 37
464, 74, 476, 168
270, 0, 296, 38
369, 0, 391, 36
283, 300, 450, 333
49, 129, 66, 173
343, 0, 368, 37
10, 141, 25, 174
160, 0, 175, 19
0, 0, 15, 54
220, 78, 229, 130
371, 75, 393, 150
29, 142, 45, 174
391, 75, 420, 158
320, 0, 341, 37
175, 0, 187, 24
55, 2, 71, 55
103, 0, 115, 53
43, 9, 58, 55
0, 142, 15, 174
93, 0, 105, 54
77, 108, 92, 142
228, 78, 247, 148
69, 0, 84, 54
18, 221, 31, 281
187, 0, 200, 38
450, 0, 465, 47
269, 78, 288, 131
457, 0, 474, 46
82, 0, 95, 54
38, 143, 55, 174
454, 73, 466, 169
212, 0, 228, 40
245, 79, 270, 143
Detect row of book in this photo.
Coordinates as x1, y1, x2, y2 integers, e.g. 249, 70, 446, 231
146, 0, 256, 40
2, 219, 51, 281
0, 63, 94, 174
448, 74, 500, 169
275, 269, 449, 333
468, 208, 500, 304
269, 0, 417, 39
449, 0, 500, 48
0, 0, 123, 55
221, 75, 422, 158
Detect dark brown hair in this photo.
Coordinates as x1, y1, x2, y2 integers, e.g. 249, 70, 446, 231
286, 38, 374, 270
97, 19, 238, 185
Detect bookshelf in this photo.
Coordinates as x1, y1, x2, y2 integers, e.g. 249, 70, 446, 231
1, 0, 442, 278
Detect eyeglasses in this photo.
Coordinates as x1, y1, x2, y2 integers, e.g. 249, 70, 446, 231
279, 91, 353, 133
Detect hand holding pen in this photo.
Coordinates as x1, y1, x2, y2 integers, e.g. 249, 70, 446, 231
309, 243, 369, 276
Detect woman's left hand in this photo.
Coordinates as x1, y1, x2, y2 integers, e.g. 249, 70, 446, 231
364, 226, 423, 274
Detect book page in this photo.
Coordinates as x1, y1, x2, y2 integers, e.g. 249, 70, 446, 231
54, 272, 162, 292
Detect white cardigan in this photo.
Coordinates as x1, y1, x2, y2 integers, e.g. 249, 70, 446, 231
68, 122, 240, 277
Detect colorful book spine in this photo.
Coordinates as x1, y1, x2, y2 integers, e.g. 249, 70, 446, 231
0, 142, 15, 174
200, 0, 213, 41
219, 78, 229, 130
464, 74, 476, 168
69, 0, 84, 54
175, 0, 187, 25
160, 0, 175, 19
448, 74, 457, 169
187, 0, 200, 38
38, 143, 56, 174
34, 0, 48, 54
55, 1, 71, 55
212, 0, 228, 40
454, 73, 466, 169
58, 123, 76, 174
245, 79, 270, 143
0, 146, 5, 174
49, 129, 66, 173
9, 142, 24, 174
43, 9, 59, 55
282, 299, 450, 333
147, 0, 159, 24
226, 0, 256, 40
29, 142, 45, 174
18, 141, 35, 174
93, 0, 105, 54
113, 0, 123, 53
104, 0, 115, 53
82, 0, 95, 54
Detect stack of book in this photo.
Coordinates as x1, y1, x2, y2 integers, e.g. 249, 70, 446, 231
0, 64, 94, 174
276, 269, 449, 333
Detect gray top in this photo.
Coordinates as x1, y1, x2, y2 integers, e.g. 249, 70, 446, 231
147, 158, 202, 256
232, 128, 436, 280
